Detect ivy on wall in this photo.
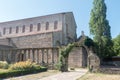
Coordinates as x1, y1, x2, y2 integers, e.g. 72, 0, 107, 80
59, 43, 75, 72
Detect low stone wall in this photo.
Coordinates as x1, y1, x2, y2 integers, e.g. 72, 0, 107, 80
88, 51, 100, 72
102, 61, 120, 67
99, 67, 120, 74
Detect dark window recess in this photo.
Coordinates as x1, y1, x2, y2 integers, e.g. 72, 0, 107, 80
54, 21, 58, 29
9, 27, 12, 34
30, 24, 33, 32
16, 26, 19, 33
37, 23, 41, 31
46, 22, 49, 30
22, 25, 25, 33
3, 28, 6, 35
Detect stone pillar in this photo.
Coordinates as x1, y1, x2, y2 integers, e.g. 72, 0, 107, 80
32, 49, 35, 62
42, 49, 49, 66
26, 49, 29, 60
1, 50, 3, 61
39, 49, 42, 64
15, 49, 20, 62
3, 50, 6, 61
52, 48, 54, 64
34, 49, 38, 63
14, 49, 18, 62
24, 49, 26, 61
30, 49, 33, 62
41, 49, 44, 65
53, 48, 58, 64
46, 49, 48, 64
9, 49, 13, 63
21, 50, 24, 61
11, 50, 15, 63
28, 49, 30, 59
48, 49, 52, 64
37, 49, 39, 64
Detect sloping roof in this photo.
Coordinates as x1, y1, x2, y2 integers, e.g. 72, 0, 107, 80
0, 44, 13, 49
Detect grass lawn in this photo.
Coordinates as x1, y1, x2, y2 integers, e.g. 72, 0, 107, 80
5, 70, 60, 80
77, 72, 120, 80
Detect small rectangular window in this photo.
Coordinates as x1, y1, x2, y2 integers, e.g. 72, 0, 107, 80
22, 25, 25, 33
54, 21, 58, 29
3, 28, 6, 35
16, 26, 19, 33
9, 27, 12, 34
46, 22, 49, 30
30, 24, 33, 32
37, 23, 41, 31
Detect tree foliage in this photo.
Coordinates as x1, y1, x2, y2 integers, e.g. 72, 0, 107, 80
113, 34, 120, 56
89, 0, 113, 58
84, 36, 94, 48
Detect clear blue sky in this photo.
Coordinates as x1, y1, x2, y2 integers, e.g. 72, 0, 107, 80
0, 0, 119, 38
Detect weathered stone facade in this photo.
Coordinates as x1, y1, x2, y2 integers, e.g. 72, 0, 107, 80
0, 12, 77, 48
0, 12, 99, 69
0, 12, 77, 68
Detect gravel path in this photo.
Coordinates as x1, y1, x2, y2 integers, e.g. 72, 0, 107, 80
4, 69, 87, 80
40, 69, 88, 80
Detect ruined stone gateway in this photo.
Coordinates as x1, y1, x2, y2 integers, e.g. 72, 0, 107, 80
0, 12, 89, 68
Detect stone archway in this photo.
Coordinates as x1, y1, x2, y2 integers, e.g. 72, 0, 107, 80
68, 46, 88, 68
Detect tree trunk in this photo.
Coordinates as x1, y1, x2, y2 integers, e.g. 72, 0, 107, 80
64, 56, 68, 72
60, 56, 68, 72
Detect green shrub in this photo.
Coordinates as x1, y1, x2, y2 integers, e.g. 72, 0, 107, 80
0, 61, 9, 69
9, 60, 39, 70
0, 67, 47, 79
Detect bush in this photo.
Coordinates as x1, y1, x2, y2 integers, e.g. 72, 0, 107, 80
0, 61, 9, 69
0, 60, 47, 79
0, 67, 47, 79
9, 60, 39, 70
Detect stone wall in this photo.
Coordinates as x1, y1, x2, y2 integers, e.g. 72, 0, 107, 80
10, 32, 53, 48
88, 51, 100, 72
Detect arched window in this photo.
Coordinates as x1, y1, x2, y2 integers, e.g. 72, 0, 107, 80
37, 23, 41, 31
54, 21, 58, 29
16, 26, 19, 33
3, 28, 6, 35
9, 27, 12, 34
46, 22, 49, 30
30, 24, 33, 32
22, 25, 25, 33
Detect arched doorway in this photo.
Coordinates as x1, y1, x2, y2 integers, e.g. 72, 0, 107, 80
68, 46, 88, 68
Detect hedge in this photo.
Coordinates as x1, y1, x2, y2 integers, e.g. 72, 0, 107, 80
0, 67, 47, 79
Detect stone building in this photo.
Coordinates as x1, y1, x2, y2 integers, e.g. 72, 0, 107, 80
0, 12, 97, 69
0, 12, 77, 48
0, 12, 78, 68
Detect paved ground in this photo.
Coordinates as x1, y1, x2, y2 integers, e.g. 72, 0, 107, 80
4, 69, 88, 80
40, 69, 88, 80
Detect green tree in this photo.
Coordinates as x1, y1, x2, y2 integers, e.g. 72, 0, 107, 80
84, 36, 94, 48
89, 0, 113, 58
113, 34, 120, 56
